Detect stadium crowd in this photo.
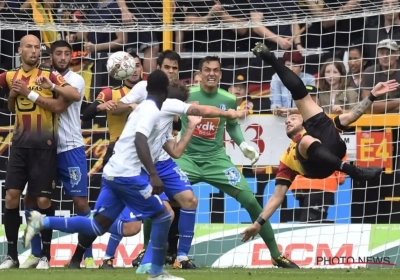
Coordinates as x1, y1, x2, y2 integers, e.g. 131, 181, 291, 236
0, 0, 399, 272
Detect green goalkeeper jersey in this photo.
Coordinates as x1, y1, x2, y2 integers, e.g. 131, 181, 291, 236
180, 85, 238, 160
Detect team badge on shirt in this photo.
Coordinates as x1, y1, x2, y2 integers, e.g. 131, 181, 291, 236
219, 104, 227, 110
224, 167, 241, 186
68, 167, 82, 187
174, 166, 189, 183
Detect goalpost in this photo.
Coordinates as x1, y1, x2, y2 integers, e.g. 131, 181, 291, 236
0, 0, 400, 268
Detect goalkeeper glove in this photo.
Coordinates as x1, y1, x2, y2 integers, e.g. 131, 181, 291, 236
239, 142, 259, 165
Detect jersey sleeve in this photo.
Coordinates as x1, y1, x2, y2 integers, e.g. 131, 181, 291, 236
120, 80, 147, 104
275, 161, 297, 187
71, 74, 85, 98
136, 103, 160, 138
96, 88, 112, 103
0, 72, 8, 89
49, 71, 69, 87
161, 98, 191, 115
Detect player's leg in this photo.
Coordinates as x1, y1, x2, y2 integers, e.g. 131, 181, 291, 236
0, 148, 28, 269
100, 207, 142, 269
136, 194, 174, 274
101, 195, 173, 271
23, 178, 125, 259
26, 149, 57, 269
296, 114, 382, 180
66, 144, 116, 269
252, 42, 320, 121
20, 194, 42, 268
201, 153, 299, 268
114, 174, 183, 280
167, 203, 180, 264
132, 154, 202, 269
57, 147, 95, 268
158, 158, 198, 269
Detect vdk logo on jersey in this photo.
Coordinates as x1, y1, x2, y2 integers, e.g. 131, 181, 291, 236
193, 118, 220, 140
223, 167, 241, 186
68, 167, 82, 187
219, 104, 227, 110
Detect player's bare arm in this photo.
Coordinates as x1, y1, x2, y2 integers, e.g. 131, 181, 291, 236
338, 80, 399, 127
135, 132, 164, 194
111, 101, 135, 115
242, 161, 296, 241
7, 90, 18, 113
185, 104, 238, 119
12, 79, 71, 114
163, 116, 202, 159
36, 76, 81, 102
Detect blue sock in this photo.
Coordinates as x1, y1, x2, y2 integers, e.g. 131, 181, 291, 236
77, 209, 94, 259
43, 216, 104, 236
105, 234, 122, 259
177, 208, 196, 257
141, 240, 153, 265
108, 218, 124, 236
25, 208, 42, 257
149, 211, 172, 276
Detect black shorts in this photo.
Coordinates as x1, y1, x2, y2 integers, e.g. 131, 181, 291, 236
5, 147, 57, 198
296, 112, 347, 179
103, 142, 115, 167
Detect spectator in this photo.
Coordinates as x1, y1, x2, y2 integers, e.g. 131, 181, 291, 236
318, 58, 358, 113
270, 51, 315, 115
176, 0, 251, 52
360, 39, 400, 114
193, 71, 202, 85
118, 0, 162, 74
347, 44, 367, 95
40, 44, 51, 67
69, 0, 127, 55
290, 168, 346, 223
364, 0, 400, 66
227, 73, 253, 118
250, 0, 304, 51
0, 1, 42, 70
305, 0, 364, 57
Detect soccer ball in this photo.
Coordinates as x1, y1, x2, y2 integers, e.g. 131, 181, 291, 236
107, 51, 136, 80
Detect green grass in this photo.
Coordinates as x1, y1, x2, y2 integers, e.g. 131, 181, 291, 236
0, 268, 399, 280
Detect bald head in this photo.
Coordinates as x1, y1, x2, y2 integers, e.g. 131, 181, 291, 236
18, 35, 40, 67
20, 35, 40, 48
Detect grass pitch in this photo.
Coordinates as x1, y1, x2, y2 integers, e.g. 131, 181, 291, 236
0, 268, 399, 280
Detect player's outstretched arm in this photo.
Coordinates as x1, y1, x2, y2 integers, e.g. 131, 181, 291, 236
225, 118, 260, 165
241, 184, 288, 242
241, 161, 295, 241
163, 116, 201, 159
338, 80, 399, 127
185, 104, 238, 119
112, 81, 147, 115
112, 101, 134, 115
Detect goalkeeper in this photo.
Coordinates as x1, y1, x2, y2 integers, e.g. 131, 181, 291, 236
174, 56, 298, 268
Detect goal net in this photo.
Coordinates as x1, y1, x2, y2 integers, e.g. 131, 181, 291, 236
0, 0, 400, 268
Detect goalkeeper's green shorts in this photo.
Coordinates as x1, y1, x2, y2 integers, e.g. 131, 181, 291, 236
174, 152, 250, 197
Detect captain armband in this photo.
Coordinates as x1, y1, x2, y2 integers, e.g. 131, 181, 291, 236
27, 91, 40, 102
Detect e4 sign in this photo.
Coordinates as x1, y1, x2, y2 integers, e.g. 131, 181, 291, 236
356, 131, 392, 169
